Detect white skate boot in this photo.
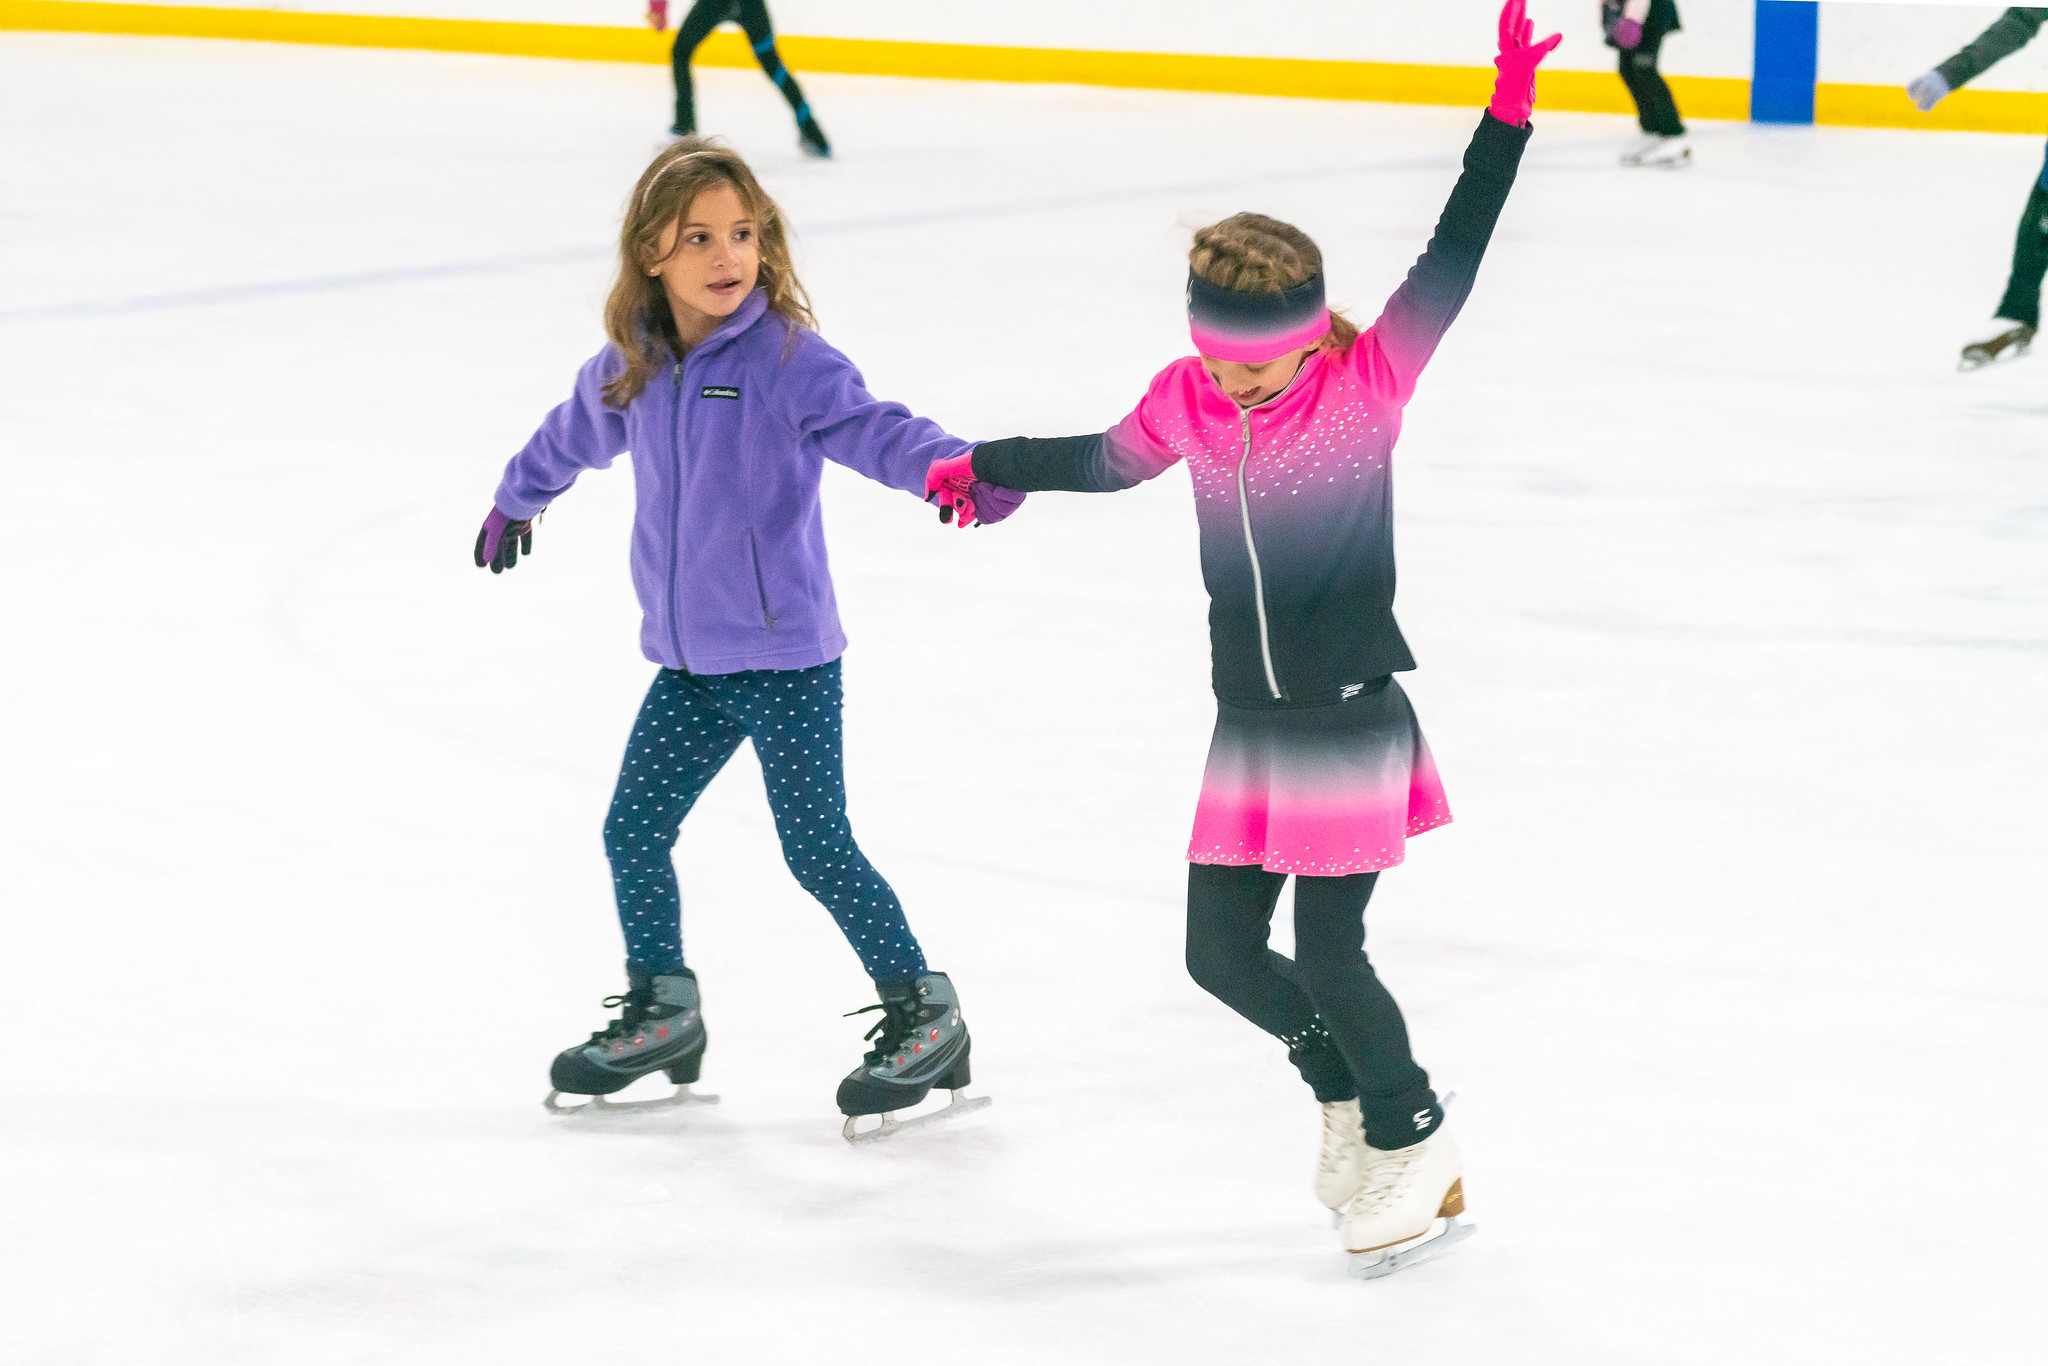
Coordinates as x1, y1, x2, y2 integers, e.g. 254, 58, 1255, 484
1959, 318, 2035, 371
1621, 133, 1692, 169
1315, 1099, 1367, 1219
1340, 1127, 1474, 1280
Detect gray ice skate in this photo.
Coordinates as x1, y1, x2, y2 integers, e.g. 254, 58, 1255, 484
836, 972, 989, 1143
544, 966, 720, 1114
1960, 319, 2035, 371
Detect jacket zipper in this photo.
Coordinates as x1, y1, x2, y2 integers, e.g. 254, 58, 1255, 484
668, 359, 687, 667
1235, 410, 1283, 701
746, 530, 776, 629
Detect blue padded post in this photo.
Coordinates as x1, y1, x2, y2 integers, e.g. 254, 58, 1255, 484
1752, 1, 1819, 124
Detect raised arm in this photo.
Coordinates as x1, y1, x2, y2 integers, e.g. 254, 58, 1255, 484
1354, 5, 1550, 405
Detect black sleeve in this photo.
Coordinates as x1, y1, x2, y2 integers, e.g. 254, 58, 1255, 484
1357, 111, 1532, 403
1936, 8, 2047, 89
971, 433, 1130, 493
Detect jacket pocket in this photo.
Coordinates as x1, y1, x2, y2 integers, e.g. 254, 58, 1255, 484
746, 530, 776, 629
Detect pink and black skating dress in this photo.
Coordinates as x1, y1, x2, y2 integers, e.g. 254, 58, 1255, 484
972, 112, 1531, 876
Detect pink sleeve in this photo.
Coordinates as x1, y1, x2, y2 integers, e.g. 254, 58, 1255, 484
1101, 365, 1192, 486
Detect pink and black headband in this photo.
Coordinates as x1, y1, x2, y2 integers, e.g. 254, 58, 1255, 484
1187, 270, 1331, 363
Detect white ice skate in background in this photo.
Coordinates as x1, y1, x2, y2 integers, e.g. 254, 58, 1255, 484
1959, 318, 2035, 371
1620, 132, 1692, 168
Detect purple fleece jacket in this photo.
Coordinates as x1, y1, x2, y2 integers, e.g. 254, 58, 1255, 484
494, 289, 970, 674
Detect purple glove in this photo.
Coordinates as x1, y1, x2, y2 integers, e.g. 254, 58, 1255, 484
474, 506, 537, 573
1613, 16, 1642, 49
970, 482, 1026, 526
1488, 0, 1563, 129
925, 452, 1025, 529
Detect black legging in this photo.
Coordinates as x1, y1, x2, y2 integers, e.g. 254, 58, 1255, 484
1185, 863, 1441, 1150
671, 0, 815, 136
1994, 177, 2048, 329
1620, 31, 1686, 137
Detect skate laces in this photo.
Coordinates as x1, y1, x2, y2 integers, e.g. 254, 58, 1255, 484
1318, 1109, 1357, 1176
585, 990, 651, 1045
1348, 1144, 1424, 1216
843, 998, 920, 1063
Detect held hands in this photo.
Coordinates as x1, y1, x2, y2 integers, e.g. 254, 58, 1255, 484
474, 506, 538, 573
1906, 69, 1952, 112
924, 451, 1025, 529
1490, 0, 1563, 129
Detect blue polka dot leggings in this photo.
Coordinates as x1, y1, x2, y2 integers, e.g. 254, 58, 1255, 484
602, 659, 929, 984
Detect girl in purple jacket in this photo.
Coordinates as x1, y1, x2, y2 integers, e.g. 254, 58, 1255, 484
475, 139, 1011, 1139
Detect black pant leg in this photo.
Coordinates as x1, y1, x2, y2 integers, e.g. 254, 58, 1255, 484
1994, 181, 2048, 328
1185, 864, 1354, 1103
1620, 32, 1686, 136
669, 0, 734, 133
1291, 873, 1442, 1149
733, 0, 814, 127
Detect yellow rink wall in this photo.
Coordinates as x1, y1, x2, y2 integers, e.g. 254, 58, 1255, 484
4, 0, 2045, 135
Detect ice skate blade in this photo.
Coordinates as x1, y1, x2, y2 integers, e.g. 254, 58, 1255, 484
841, 1090, 991, 1144
1348, 1217, 1475, 1281
1959, 343, 2029, 372
543, 1084, 720, 1115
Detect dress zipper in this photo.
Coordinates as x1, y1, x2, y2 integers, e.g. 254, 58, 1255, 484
1235, 410, 1283, 701
668, 359, 686, 667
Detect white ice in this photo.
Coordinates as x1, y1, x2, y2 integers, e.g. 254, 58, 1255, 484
3, 33, 2045, 1366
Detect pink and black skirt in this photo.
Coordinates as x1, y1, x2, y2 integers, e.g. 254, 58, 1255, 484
1186, 678, 1451, 877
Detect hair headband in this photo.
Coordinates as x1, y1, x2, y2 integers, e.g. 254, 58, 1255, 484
1187, 270, 1330, 364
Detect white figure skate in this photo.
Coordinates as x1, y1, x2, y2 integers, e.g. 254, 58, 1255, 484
1341, 1127, 1474, 1280
1621, 133, 1692, 169
1316, 1098, 1367, 1224
1960, 319, 2035, 371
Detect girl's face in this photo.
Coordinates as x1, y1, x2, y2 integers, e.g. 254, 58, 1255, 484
1201, 345, 1319, 408
650, 181, 761, 335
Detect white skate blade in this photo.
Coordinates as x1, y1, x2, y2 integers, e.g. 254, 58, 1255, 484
841, 1089, 991, 1145
543, 1083, 721, 1115
1348, 1217, 1476, 1281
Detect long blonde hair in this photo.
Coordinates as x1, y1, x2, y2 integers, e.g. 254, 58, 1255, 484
1188, 212, 1359, 355
601, 138, 817, 408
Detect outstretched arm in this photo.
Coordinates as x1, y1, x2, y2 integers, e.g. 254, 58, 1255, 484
783, 333, 976, 495
1911, 8, 2046, 109
923, 428, 1152, 528
495, 347, 631, 517
478, 346, 631, 572
1352, 1, 1549, 405
966, 386, 1188, 494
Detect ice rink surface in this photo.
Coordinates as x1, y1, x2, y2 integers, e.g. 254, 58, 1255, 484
4, 32, 2046, 1365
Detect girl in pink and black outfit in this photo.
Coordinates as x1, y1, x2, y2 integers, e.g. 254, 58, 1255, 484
924, 0, 1557, 1275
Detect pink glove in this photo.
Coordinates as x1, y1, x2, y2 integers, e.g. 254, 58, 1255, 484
924, 453, 979, 527
1488, 0, 1563, 129
646, 0, 668, 31
924, 452, 1026, 529
1613, 17, 1642, 49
